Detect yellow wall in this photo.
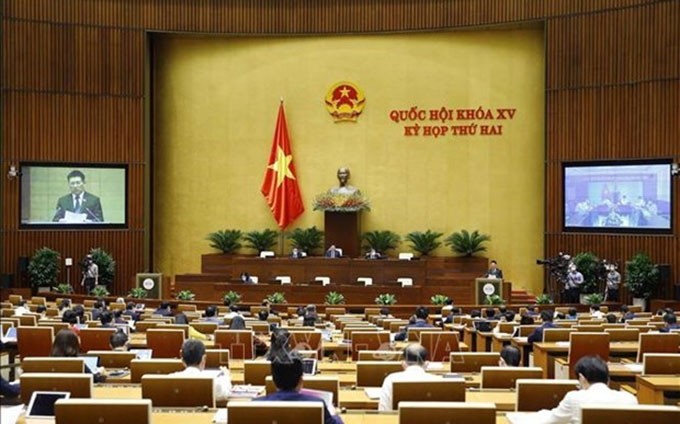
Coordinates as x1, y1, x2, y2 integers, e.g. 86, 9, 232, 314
153, 28, 546, 293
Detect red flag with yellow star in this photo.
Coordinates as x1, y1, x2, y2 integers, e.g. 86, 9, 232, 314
261, 102, 304, 229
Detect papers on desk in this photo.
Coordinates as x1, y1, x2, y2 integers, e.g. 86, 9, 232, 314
0, 405, 24, 424
213, 408, 227, 424
506, 412, 541, 424
64, 211, 88, 222
230, 385, 265, 398
364, 387, 382, 399
513, 336, 528, 343
623, 363, 644, 373
425, 362, 444, 371
555, 341, 570, 347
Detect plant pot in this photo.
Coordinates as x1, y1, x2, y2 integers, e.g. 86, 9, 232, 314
632, 297, 647, 312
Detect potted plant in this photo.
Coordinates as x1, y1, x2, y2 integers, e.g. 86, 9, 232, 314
584, 293, 604, 306
54, 283, 74, 294
572, 252, 606, 303
89, 248, 116, 287
325, 292, 345, 305
430, 294, 450, 305
375, 293, 397, 305
444, 230, 490, 257
223, 291, 242, 305
624, 252, 660, 311
176, 289, 195, 301
287, 226, 324, 255
405, 230, 443, 257
244, 229, 279, 254
483, 294, 503, 305
361, 230, 401, 254
535, 294, 553, 305
27, 247, 60, 293
206, 229, 243, 254
91, 286, 110, 297
266, 292, 287, 304
128, 287, 148, 299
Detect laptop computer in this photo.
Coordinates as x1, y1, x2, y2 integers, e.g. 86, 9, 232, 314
25, 391, 70, 424
302, 358, 317, 376
130, 349, 153, 360
2, 326, 17, 343
82, 356, 100, 374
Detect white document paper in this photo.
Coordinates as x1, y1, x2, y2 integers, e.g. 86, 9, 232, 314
64, 211, 88, 222
0, 405, 25, 424
212, 408, 227, 424
363, 387, 382, 399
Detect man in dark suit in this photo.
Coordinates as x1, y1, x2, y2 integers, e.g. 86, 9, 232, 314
365, 248, 382, 259
527, 310, 557, 344
52, 170, 104, 222
484, 260, 503, 279
394, 306, 433, 341
325, 245, 342, 258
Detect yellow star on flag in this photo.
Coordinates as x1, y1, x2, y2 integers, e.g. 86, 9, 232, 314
268, 145, 295, 187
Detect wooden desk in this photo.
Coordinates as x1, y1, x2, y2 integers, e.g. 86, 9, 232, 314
476, 331, 494, 352
464, 327, 477, 352
636, 375, 680, 404
509, 337, 531, 367
533, 341, 641, 379
491, 333, 512, 353
339, 388, 516, 411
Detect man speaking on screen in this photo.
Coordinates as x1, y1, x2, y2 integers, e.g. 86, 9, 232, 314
52, 170, 104, 223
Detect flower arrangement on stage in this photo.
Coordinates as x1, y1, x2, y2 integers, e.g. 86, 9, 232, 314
312, 192, 370, 212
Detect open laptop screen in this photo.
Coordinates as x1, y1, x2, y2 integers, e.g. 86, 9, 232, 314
26, 391, 70, 418
302, 358, 317, 376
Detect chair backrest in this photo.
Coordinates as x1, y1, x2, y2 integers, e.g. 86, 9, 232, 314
642, 353, 680, 375
79, 328, 117, 352
243, 360, 272, 385
227, 400, 323, 424
450, 352, 500, 372
289, 331, 323, 353
637, 332, 680, 362
480, 366, 543, 389
543, 328, 575, 342
55, 399, 152, 424
393, 380, 465, 409
8, 294, 22, 305
214, 330, 254, 359
134, 321, 159, 332
497, 322, 518, 334
575, 325, 605, 332
18, 314, 38, 326
357, 350, 404, 361
399, 401, 496, 424
20, 372, 93, 400
38, 321, 70, 332
568, 332, 610, 376
17, 326, 54, 357
408, 326, 442, 342
356, 361, 404, 387
580, 404, 680, 424
247, 322, 271, 335
518, 325, 539, 337
145, 328, 185, 358
155, 324, 190, 338
129, 359, 185, 383
205, 349, 231, 369
515, 379, 579, 411
191, 322, 218, 334
605, 328, 640, 342
420, 331, 460, 361
31, 296, 47, 306
141, 375, 214, 407
351, 331, 390, 361
325, 307, 346, 317
264, 375, 340, 406
87, 350, 136, 368
177, 304, 197, 312
343, 326, 377, 340
21, 357, 85, 373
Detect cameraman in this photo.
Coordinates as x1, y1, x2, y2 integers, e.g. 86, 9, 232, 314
565, 264, 583, 304
81, 254, 99, 294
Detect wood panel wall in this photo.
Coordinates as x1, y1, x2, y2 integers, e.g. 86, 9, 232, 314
2, 0, 678, 300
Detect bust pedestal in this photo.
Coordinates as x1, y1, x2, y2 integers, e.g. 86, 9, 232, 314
324, 211, 360, 258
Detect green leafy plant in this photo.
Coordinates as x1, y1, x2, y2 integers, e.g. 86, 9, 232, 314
206, 229, 243, 254
54, 283, 74, 294
266, 292, 287, 304
325, 291, 346, 305
375, 293, 397, 305
244, 229, 279, 253
624, 252, 660, 299
128, 287, 148, 299
287, 226, 324, 255
361, 230, 401, 253
91, 286, 110, 297
28, 247, 60, 289
483, 294, 503, 305
405, 230, 443, 256
89, 248, 116, 287
223, 291, 242, 305
535, 294, 553, 305
572, 252, 606, 294
176, 289, 195, 301
444, 230, 491, 257
430, 294, 450, 305
584, 293, 604, 305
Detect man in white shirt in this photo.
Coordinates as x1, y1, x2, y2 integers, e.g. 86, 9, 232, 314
171, 339, 232, 401
529, 355, 637, 423
378, 344, 441, 411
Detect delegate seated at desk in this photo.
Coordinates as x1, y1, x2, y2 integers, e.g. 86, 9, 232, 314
326, 245, 342, 258
378, 344, 441, 411
394, 307, 433, 342
171, 339, 232, 401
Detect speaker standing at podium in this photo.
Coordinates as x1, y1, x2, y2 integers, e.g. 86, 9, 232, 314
484, 260, 503, 279
81, 254, 99, 294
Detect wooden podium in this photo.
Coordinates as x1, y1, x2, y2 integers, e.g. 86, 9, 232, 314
475, 278, 504, 304
324, 211, 361, 258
